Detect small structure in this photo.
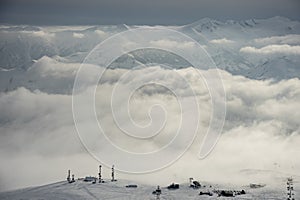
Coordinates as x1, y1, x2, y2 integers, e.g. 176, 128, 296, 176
199, 191, 213, 196
167, 183, 179, 190
70, 174, 75, 183
125, 184, 138, 188
250, 183, 266, 188
214, 190, 235, 197
235, 190, 246, 195
219, 190, 235, 197
84, 176, 96, 182
152, 185, 161, 195
214, 189, 246, 197
189, 178, 201, 189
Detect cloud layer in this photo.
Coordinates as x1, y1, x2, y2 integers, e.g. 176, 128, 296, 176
0, 61, 299, 191
254, 34, 300, 45
0, 22, 300, 191
240, 44, 300, 55
210, 38, 234, 44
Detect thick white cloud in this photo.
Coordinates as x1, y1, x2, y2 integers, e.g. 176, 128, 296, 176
72, 32, 85, 38
3, 30, 56, 39
254, 34, 300, 45
0, 62, 299, 191
94, 29, 107, 37
31, 31, 55, 39
149, 39, 196, 49
240, 44, 300, 55
210, 38, 234, 44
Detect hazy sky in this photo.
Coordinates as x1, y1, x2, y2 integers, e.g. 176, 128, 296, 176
0, 0, 300, 25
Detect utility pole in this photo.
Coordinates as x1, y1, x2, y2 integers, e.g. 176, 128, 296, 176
98, 165, 102, 183
189, 178, 193, 186
111, 165, 116, 182
287, 177, 295, 200
71, 174, 75, 183
156, 185, 161, 200
67, 170, 71, 183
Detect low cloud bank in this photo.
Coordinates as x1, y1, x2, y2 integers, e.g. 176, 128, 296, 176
210, 38, 235, 44
240, 44, 300, 55
0, 63, 299, 191
254, 34, 300, 45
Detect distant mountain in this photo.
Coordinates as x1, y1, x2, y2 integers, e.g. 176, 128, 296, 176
0, 17, 299, 94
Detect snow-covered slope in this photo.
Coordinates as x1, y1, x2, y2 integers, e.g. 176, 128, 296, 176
0, 17, 299, 91
0, 178, 297, 200
180, 17, 300, 80
0, 24, 127, 70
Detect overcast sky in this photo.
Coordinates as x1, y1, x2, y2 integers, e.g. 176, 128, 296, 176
0, 0, 300, 25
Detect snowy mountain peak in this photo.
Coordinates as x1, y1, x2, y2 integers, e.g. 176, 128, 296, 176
267, 16, 292, 22
184, 17, 223, 31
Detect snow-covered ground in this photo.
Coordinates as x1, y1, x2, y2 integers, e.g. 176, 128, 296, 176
0, 178, 298, 200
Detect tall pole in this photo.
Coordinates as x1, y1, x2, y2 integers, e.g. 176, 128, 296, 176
98, 165, 102, 183
111, 165, 115, 182
156, 185, 161, 200
72, 174, 75, 182
287, 177, 295, 200
67, 170, 71, 183
189, 178, 193, 186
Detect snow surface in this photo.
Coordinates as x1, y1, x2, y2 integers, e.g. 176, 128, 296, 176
0, 178, 298, 200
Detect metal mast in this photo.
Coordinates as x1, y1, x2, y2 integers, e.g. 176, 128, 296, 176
98, 165, 102, 183
287, 177, 295, 200
111, 165, 115, 182
67, 169, 71, 183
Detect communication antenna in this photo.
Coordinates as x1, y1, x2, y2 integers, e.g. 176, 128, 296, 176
111, 165, 116, 182
67, 170, 71, 183
98, 165, 102, 183
287, 177, 295, 200
156, 185, 161, 200
189, 177, 193, 186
